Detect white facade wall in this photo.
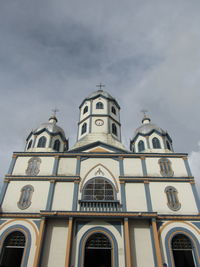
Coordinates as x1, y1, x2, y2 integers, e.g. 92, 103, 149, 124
150, 182, 198, 214
2, 181, 49, 213
92, 98, 108, 114
57, 157, 77, 176
41, 219, 68, 267
126, 183, 147, 211
130, 220, 155, 267
80, 101, 91, 121
123, 158, 143, 176
52, 182, 74, 210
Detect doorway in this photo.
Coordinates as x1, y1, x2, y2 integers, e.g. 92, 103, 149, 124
172, 234, 195, 267
84, 233, 112, 267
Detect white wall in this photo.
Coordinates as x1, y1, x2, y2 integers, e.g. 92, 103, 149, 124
52, 182, 74, 210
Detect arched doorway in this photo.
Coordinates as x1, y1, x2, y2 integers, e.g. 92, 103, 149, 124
0, 231, 26, 267
172, 234, 195, 267
84, 233, 112, 267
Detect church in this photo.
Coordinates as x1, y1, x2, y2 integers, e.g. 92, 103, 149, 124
0, 89, 199, 267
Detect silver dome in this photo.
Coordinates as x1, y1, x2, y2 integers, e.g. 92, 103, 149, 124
87, 90, 115, 100
135, 122, 166, 135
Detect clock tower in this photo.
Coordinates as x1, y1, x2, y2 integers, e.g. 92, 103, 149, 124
72, 89, 126, 150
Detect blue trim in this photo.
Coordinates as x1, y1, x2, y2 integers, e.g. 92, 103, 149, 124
120, 183, 127, 211
150, 222, 158, 267
191, 183, 200, 212
76, 157, 81, 175
106, 221, 122, 235
0, 182, 9, 207
146, 137, 150, 149
0, 220, 7, 225
184, 158, 193, 176
75, 221, 90, 236
33, 220, 41, 230
192, 222, 200, 230
7, 157, 17, 175
0, 224, 31, 267
72, 183, 79, 211
52, 157, 59, 175
78, 226, 119, 267
141, 158, 147, 176
89, 100, 93, 133
46, 182, 55, 210
144, 183, 153, 212
119, 158, 124, 176
165, 227, 200, 267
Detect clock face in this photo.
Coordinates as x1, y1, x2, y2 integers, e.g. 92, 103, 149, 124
95, 119, 104, 126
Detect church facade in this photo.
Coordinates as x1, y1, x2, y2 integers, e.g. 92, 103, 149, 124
0, 89, 200, 267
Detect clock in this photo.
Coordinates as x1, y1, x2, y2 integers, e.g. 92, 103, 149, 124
95, 119, 104, 126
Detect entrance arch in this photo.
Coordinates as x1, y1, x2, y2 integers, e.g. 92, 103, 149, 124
172, 234, 195, 267
78, 227, 119, 267
84, 233, 111, 267
0, 231, 26, 267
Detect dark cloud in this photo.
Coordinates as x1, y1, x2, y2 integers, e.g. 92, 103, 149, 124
0, 0, 200, 191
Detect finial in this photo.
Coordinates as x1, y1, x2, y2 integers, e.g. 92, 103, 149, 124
141, 109, 151, 124
96, 83, 105, 91
49, 108, 59, 123
52, 108, 59, 117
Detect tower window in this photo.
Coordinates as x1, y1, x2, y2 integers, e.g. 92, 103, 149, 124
96, 102, 104, 109
26, 157, 41, 176
152, 137, 161, 148
83, 178, 114, 201
53, 139, 60, 151
37, 136, 47, 148
171, 234, 195, 267
165, 186, 181, 211
18, 185, 34, 210
158, 158, 174, 177
166, 140, 171, 150
112, 123, 117, 136
111, 106, 116, 115
27, 140, 32, 149
81, 123, 87, 135
138, 140, 145, 152
0, 231, 26, 267
83, 106, 88, 114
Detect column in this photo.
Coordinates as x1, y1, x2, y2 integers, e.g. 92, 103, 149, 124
124, 218, 132, 267
151, 219, 163, 267
33, 218, 46, 267
65, 217, 73, 267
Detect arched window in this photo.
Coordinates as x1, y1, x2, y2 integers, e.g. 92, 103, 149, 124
37, 136, 47, 148
84, 233, 112, 267
26, 157, 41, 176
172, 234, 195, 267
165, 186, 181, 211
138, 140, 145, 152
53, 139, 60, 151
81, 123, 87, 135
83, 178, 114, 201
112, 123, 117, 136
83, 106, 88, 114
0, 231, 26, 267
27, 139, 32, 149
18, 185, 34, 210
96, 102, 104, 109
158, 158, 174, 177
166, 140, 171, 150
111, 106, 116, 115
152, 137, 161, 148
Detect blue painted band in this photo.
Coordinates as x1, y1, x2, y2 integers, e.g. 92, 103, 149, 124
76, 157, 81, 175
144, 183, 153, 212
0, 224, 31, 267
120, 183, 127, 211
141, 158, 147, 176
72, 183, 79, 211
0, 182, 9, 207
191, 183, 200, 213
165, 227, 200, 267
150, 223, 158, 267
46, 182, 55, 210
78, 226, 119, 267
184, 158, 193, 177
7, 157, 17, 175
52, 157, 59, 175
119, 158, 124, 176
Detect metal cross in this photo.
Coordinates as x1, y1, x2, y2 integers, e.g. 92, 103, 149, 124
96, 83, 105, 90
52, 108, 59, 116
141, 109, 148, 116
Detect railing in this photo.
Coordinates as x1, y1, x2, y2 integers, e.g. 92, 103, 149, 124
79, 200, 122, 212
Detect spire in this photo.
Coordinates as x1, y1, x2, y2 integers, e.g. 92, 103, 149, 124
49, 108, 59, 124
141, 109, 151, 124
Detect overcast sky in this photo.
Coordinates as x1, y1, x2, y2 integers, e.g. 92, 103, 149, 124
0, 0, 200, 192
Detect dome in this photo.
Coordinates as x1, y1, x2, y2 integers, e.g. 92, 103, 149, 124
87, 90, 115, 100
33, 115, 66, 138
135, 120, 166, 136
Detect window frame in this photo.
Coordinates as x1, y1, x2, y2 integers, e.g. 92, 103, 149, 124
158, 158, 174, 177
138, 140, 145, 152
53, 139, 61, 152
37, 136, 47, 148
83, 106, 88, 114
81, 123, 87, 135
165, 186, 181, 211
17, 185, 34, 210
112, 123, 117, 136
96, 102, 104, 109
152, 137, 161, 149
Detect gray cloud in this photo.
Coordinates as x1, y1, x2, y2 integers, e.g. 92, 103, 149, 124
0, 0, 200, 189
